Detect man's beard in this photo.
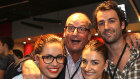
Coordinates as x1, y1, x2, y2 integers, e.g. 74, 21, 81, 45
99, 30, 122, 44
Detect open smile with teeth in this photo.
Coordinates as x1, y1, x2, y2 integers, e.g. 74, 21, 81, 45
85, 71, 94, 75
105, 31, 112, 35
104, 30, 114, 36
71, 40, 81, 43
48, 68, 59, 73
104, 32, 113, 37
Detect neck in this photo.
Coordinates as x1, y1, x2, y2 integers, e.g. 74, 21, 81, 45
43, 75, 51, 79
5, 50, 13, 56
69, 51, 82, 63
105, 37, 126, 60
105, 36, 131, 72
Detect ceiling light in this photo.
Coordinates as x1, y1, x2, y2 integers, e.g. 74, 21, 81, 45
23, 42, 26, 44
127, 30, 131, 33
28, 38, 31, 40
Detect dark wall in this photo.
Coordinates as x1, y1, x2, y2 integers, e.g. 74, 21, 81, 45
113, 0, 140, 23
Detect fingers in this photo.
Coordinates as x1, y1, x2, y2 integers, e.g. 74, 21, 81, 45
131, 35, 137, 49
125, 33, 133, 49
126, 38, 133, 49
22, 60, 42, 79
136, 33, 140, 49
126, 33, 140, 49
132, 33, 140, 49
138, 38, 140, 48
23, 74, 42, 79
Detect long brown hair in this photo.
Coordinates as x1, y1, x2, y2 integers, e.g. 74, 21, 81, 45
83, 40, 109, 79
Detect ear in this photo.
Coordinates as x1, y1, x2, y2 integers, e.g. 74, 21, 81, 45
104, 59, 109, 70
63, 28, 66, 38
3, 43, 8, 51
34, 54, 39, 64
121, 21, 125, 30
3, 43, 7, 48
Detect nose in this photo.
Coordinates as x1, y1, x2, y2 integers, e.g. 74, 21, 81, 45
104, 22, 110, 29
85, 63, 91, 71
73, 28, 78, 35
51, 59, 58, 66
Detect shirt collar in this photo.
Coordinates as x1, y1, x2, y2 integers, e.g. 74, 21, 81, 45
65, 47, 82, 63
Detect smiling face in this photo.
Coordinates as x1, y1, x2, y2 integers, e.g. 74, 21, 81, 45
63, 13, 91, 53
96, 10, 125, 44
35, 42, 64, 79
81, 48, 108, 79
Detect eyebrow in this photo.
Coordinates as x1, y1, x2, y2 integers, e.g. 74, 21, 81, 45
44, 54, 63, 56
98, 17, 117, 21
67, 24, 87, 27
91, 60, 100, 62
109, 18, 117, 20
82, 58, 100, 61
98, 20, 104, 23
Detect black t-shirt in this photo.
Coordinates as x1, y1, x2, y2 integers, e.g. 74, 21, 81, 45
0, 54, 17, 71
0, 56, 9, 70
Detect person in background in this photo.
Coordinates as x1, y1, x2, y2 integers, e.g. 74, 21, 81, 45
81, 40, 109, 79
17, 12, 139, 79
12, 34, 66, 79
0, 37, 14, 56
13, 49, 23, 59
0, 37, 17, 79
93, 1, 140, 78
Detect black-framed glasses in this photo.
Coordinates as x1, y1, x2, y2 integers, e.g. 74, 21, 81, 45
37, 54, 65, 64
65, 26, 90, 33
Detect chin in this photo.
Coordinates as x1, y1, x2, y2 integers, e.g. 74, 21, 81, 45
48, 74, 59, 78
45, 70, 60, 79
83, 74, 98, 79
84, 76, 95, 79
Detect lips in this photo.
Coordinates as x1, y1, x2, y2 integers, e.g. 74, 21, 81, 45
84, 71, 94, 76
105, 32, 112, 36
71, 40, 81, 44
104, 31, 113, 37
48, 68, 59, 73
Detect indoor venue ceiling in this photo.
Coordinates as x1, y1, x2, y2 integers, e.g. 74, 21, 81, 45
0, 0, 106, 24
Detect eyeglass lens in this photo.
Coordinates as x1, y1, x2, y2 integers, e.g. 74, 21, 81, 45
42, 55, 65, 64
66, 26, 88, 33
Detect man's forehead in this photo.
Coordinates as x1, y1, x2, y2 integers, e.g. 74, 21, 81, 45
66, 13, 91, 26
66, 19, 89, 26
66, 22, 88, 27
97, 10, 118, 19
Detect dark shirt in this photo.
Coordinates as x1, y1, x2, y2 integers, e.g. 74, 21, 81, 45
0, 56, 9, 70
0, 54, 17, 70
